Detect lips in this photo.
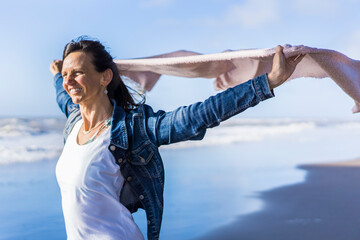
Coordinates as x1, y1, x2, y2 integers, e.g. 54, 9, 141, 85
69, 88, 82, 94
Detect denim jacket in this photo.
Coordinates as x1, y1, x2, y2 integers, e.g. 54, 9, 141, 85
53, 73, 274, 240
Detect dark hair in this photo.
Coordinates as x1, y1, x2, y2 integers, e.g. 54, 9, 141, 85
62, 36, 142, 111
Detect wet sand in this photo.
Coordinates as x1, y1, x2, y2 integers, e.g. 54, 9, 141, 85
193, 158, 360, 240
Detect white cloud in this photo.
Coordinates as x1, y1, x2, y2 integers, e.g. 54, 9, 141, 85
139, 0, 175, 8
292, 0, 340, 15
225, 0, 280, 28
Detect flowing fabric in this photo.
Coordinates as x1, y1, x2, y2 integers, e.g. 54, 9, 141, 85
115, 45, 360, 113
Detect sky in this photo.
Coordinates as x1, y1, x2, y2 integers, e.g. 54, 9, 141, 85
0, 0, 360, 119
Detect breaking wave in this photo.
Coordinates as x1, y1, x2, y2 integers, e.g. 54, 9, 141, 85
0, 117, 359, 164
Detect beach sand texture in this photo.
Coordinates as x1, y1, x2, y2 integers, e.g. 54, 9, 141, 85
194, 159, 360, 240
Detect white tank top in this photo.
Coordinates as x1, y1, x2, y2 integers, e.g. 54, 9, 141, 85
56, 119, 144, 240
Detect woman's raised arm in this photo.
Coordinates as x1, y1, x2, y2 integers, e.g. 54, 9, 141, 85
147, 74, 273, 146
50, 60, 77, 118
148, 46, 304, 146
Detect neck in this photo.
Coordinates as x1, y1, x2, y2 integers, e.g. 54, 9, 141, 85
79, 95, 113, 131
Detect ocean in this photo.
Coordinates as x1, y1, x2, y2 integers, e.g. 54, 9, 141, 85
0, 117, 359, 240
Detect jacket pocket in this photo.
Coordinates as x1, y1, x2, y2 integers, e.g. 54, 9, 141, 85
130, 140, 155, 165
130, 141, 164, 180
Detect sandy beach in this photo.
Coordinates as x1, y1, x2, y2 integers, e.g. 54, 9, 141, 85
193, 158, 360, 240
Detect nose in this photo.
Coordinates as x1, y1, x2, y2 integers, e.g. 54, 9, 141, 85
63, 75, 74, 85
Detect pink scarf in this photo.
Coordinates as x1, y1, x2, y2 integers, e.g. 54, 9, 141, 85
115, 45, 360, 113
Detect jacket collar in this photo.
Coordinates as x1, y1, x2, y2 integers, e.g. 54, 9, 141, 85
109, 99, 129, 150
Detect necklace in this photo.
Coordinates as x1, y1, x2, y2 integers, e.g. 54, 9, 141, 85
82, 117, 112, 145
82, 114, 111, 134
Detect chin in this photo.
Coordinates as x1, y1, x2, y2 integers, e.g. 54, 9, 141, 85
71, 96, 82, 104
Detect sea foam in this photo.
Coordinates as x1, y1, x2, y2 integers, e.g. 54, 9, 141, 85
0, 118, 65, 165
0, 117, 359, 164
162, 118, 358, 149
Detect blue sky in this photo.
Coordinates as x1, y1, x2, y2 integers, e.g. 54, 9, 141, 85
0, 0, 360, 119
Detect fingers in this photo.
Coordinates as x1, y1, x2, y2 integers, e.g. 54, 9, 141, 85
275, 45, 286, 66
53, 60, 63, 70
50, 60, 63, 76
275, 45, 284, 60
53, 60, 62, 67
293, 54, 301, 61
293, 54, 305, 64
51, 60, 62, 65
276, 45, 284, 53
51, 60, 60, 65
274, 45, 305, 66
288, 54, 305, 67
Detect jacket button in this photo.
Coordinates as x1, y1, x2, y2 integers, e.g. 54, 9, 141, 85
147, 220, 151, 225
117, 158, 123, 164
139, 156, 146, 163
110, 145, 116, 151
127, 176, 132, 182
139, 195, 144, 200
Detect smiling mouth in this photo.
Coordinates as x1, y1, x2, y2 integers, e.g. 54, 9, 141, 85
69, 88, 82, 94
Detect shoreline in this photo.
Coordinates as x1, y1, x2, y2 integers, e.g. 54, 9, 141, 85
307, 157, 360, 167
193, 158, 360, 240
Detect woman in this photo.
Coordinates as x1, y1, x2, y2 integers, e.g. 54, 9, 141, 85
50, 38, 303, 240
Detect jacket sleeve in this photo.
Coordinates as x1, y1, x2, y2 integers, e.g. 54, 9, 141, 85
149, 74, 274, 146
53, 73, 77, 118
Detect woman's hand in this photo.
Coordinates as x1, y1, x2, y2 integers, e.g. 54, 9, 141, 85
267, 45, 304, 89
50, 60, 63, 76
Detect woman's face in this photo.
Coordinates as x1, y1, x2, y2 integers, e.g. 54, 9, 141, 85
61, 51, 106, 105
